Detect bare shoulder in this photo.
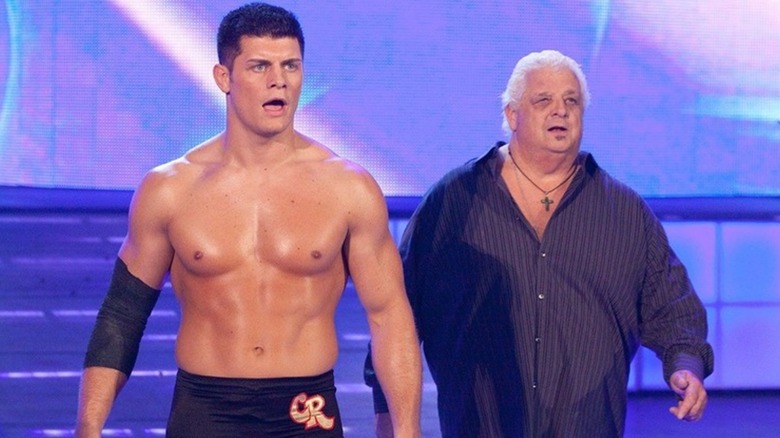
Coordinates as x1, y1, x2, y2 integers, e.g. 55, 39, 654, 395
302, 137, 383, 199
299, 138, 390, 231
298, 135, 376, 182
132, 136, 222, 210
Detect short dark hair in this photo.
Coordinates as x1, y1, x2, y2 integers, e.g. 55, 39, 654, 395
217, 2, 305, 71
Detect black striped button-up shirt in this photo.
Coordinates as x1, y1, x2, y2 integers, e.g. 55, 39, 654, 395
366, 143, 713, 437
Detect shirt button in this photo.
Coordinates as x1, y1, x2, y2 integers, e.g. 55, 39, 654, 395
538, 293, 545, 300
541, 252, 547, 257
535, 337, 541, 343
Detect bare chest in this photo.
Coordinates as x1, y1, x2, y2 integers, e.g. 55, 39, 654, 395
168, 186, 347, 277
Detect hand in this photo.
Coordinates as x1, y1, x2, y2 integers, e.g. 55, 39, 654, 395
375, 412, 394, 438
668, 369, 707, 421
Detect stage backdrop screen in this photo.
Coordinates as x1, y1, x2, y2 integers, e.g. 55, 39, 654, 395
0, 0, 778, 197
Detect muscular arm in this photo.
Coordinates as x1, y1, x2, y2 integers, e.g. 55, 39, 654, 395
365, 186, 441, 437
76, 367, 128, 437
76, 169, 175, 437
345, 172, 422, 438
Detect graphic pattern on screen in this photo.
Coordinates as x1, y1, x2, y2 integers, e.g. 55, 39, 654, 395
0, 0, 778, 196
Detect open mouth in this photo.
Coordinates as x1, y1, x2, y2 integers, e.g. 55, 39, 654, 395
262, 99, 286, 111
548, 125, 567, 132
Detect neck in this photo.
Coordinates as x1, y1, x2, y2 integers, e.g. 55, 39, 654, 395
506, 142, 578, 179
502, 144, 580, 214
220, 129, 301, 168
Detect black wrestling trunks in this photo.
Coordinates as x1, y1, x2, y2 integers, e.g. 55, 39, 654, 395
166, 368, 344, 437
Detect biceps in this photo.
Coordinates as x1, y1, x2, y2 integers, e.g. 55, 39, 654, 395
349, 233, 405, 313
117, 210, 173, 289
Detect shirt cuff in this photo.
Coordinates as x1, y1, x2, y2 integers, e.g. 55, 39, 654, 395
670, 352, 705, 381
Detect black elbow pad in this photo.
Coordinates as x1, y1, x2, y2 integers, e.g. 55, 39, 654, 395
83, 258, 161, 376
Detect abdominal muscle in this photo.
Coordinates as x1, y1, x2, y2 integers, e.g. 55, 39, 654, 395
169, 259, 345, 379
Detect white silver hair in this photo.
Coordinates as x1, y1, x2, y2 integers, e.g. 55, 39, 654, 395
500, 50, 591, 135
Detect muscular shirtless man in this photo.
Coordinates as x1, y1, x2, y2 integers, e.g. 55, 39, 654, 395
75, 3, 422, 437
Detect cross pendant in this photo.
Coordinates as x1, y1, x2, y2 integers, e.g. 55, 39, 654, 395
541, 196, 553, 211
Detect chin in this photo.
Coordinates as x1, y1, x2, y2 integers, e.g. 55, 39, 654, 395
256, 121, 293, 136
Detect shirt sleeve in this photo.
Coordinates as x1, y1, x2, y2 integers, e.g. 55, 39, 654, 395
639, 208, 715, 383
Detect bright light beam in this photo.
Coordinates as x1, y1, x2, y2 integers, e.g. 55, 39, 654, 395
108, 0, 222, 104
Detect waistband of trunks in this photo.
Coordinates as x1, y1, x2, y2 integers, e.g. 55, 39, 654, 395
175, 368, 336, 395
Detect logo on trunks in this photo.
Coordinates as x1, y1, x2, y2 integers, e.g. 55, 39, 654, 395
289, 392, 335, 430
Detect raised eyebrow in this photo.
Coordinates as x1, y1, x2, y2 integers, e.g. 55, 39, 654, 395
529, 93, 552, 103
245, 58, 272, 66
529, 91, 552, 99
244, 59, 301, 70
244, 57, 301, 64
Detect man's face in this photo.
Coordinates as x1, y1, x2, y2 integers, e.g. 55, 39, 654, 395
218, 36, 303, 138
505, 67, 584, 154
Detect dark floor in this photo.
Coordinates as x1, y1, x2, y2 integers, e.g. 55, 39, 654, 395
1, 210, 778, 437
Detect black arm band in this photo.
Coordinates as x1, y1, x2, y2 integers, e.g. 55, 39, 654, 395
83, 258, 161, 376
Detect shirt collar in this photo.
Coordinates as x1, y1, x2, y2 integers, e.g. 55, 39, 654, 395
478, 141, 598, 190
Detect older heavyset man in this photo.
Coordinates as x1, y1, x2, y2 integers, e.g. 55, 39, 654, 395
366, 49, 712, 437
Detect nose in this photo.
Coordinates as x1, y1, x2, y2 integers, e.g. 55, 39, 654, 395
551, 97, 568, 118
268, 65, 287, 89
